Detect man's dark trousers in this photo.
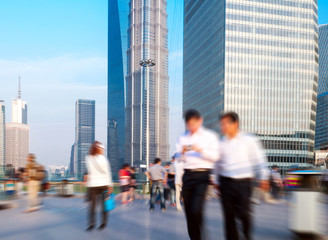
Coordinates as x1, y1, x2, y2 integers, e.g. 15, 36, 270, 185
182, 170, 210, 240
220, 176, 252, 240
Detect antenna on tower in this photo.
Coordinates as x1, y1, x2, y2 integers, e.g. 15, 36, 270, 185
18, 76, 21, 99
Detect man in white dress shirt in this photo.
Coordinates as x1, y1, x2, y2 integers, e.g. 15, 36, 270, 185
175, 109, 220, 240
215, 112, 269, 240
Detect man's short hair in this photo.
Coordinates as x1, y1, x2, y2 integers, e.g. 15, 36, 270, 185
184, 109, 201, 123
154, 158, 161, 164
220, 112, 239, 123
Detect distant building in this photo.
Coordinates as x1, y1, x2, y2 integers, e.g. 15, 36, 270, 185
107, 0, 129, 179
314, 150, 328, 166
12, 77, 27, 124
315, 24, 328, 150
0, 100, 5, 176
48, 165, 69, 180
125, 0, 170, 174
184, 0, 318, 171
74, 99, 95, 179
5, 123, 29, 168
5, 79, 29, 169
69, 144, 75, 176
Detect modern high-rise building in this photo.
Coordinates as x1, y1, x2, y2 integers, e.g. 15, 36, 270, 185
108, 0, 129, 179
69, 144, 75, 175
12, 78, 27, 124
74, 99, 95, 179
5, 123, 29, 168
0, 100, 5, 175
125, 0, 169, 174
315, 24, 328, 150
184, 0, 318, 171
5, 79, 30, 169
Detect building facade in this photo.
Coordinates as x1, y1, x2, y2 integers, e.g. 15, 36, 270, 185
74, 99, 95, 179
315, 24, 328, 150
5, 81, 30, 169
5, 123, 29, 168
184, 0, 319, 171
69, 144, 75, 176
0, 100, 5, 176
125, 0, 169, 174
108, 0, 129, 179
12, 78, 27, 124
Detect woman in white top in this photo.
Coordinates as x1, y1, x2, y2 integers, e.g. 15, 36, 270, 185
85, 141, 113, 231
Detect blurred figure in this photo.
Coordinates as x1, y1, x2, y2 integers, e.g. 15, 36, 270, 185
24, 154, 45, 213
40, 169, 49, 199
270, 165, 283, 200
129, 167, 137, 201
85, 141, 113, 231
323, 162, 328, 195
15, 167, 25, 197
167, 157, 176, 207
215, 112, 269, 240
174, 155, 184, 212
145, 158, 167, 212
119, 163, 131, 205
175, 109, 220, 240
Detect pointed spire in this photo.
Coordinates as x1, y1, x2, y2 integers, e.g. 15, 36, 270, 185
18, 76, 21, 99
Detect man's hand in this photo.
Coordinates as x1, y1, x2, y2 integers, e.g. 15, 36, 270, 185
260, 180, 270, 191
191, 145, 202, 153
182, 146, 188, 155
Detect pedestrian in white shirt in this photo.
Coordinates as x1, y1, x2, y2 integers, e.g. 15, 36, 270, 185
215, 112, 269, 240
175, 109, 220, 240
85, 141, 113, 231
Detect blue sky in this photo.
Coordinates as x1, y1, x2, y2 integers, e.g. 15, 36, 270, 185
0, 0, 327, 167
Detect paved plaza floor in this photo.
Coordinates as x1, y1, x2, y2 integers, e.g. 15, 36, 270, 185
0, 195, 327, 240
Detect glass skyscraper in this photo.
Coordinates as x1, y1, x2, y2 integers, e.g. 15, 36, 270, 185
125, 0, 169, 174
315, 24, 328, 150
108, 0, 129, 179
75, 99, 95, 179
184, 0, 319, 171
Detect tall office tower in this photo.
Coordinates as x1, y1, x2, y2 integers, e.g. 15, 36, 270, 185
0, 100, 5, 175
184, 0, 318, 171
5, 80, 30, 168
315, 24, 328, 150
74, 99, 95, 179
125, 0, 169, 174
108, 0, 129, 179
69, 144, 75, 175
12, 77, 27, 124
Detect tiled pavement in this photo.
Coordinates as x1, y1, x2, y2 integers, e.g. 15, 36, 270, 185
0, 195, 327, 240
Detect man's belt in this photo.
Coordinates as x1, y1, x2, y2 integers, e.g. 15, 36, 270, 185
184, 168, 211, 173
220, 176, 251, 181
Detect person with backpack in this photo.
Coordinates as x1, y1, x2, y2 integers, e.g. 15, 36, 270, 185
85, 141, 113, 231
24, 153, 45, 213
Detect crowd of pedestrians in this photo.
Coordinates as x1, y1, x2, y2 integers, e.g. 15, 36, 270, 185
9, 109, 327, 240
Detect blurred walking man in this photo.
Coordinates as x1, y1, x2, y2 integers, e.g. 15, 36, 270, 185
24, 154, 45, 213
215, 112, 269, 240
175, 109, 220, 240
145, 158, 167, 212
